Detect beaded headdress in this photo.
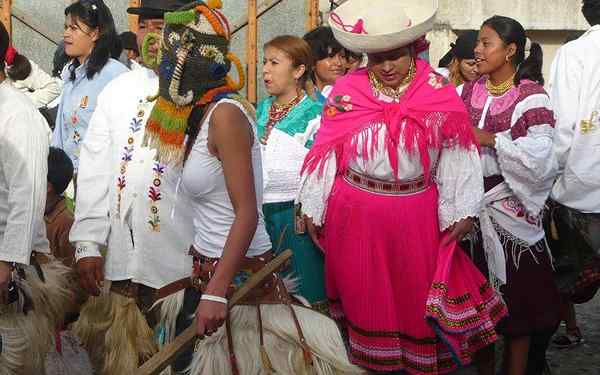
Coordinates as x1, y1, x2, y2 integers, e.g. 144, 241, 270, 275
143, 0, 246, 166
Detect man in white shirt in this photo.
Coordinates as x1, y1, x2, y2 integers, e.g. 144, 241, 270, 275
0, 21, 74, 375
0, 20, 50, 302
69, 1, 198, 374
547, 0, 600, 326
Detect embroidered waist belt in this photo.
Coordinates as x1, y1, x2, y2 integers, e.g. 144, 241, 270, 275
344, 168, 430, 195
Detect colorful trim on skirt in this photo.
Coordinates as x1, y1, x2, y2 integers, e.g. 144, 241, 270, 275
323, 178, 506, 374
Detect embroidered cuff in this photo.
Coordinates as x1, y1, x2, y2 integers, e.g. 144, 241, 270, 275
75, 241, 102, 262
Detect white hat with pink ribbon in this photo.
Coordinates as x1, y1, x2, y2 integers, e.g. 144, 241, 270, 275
329, 0, 438, 53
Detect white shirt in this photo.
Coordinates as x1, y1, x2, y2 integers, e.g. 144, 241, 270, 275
181, 99, 272, 258
70, 68, 196, 289
549, 25, 600, 213
10, 60, 63, 108
0, 80, 50, 264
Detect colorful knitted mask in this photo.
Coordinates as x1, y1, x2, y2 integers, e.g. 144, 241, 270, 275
144, 0, 245, 165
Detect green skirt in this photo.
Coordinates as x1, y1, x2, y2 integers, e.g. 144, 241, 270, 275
263, 201, 327, 307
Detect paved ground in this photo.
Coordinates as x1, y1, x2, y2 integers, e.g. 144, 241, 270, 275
547, 295, 600, 375
457, 295, 600, 375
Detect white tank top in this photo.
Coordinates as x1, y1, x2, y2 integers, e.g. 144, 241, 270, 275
180, 98, 272, 258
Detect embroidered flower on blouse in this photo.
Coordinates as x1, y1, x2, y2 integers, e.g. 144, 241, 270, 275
502, 197, 539, 225
427, 72, 448, 90
325, 95, 353, 117
148, 161, 165, 232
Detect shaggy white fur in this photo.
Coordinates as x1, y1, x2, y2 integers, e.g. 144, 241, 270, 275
186, 304, 366, 375
0, 257, 74, 375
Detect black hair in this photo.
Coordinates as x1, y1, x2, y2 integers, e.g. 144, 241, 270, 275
64, 0, 120, 81
48, 147, 74, 195
119, 31, 139, 55
303, 26, 344, 62
482, 15, 544, 86
303, 27, 345, 84
52, 42, 70, 78
0, 20, 9, 72
583, 0, 600, 26
6, 53, 33, 81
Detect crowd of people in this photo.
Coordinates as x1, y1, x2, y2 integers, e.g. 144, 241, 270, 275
0, 0, 599, 374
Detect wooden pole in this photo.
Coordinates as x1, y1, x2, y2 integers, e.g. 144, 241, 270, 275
306, 0, 319, 31
128, 0, 141, 33
0, 0, 11, 39
135, 249, 294, 375
231, 0, 282, 35
246, 0, 258, 104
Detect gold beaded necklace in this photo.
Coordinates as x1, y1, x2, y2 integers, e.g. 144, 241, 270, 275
368, 58, 416, 100
260, 92, 304, 145
485, 74, 515, 96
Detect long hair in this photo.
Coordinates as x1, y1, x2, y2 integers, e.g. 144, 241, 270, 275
583, 0, 600, 26
482, 15, 544, 86
64, 0, 120, 81
6, 53, 32, 81
447, 57, 466, 87
264, 35, 316, 98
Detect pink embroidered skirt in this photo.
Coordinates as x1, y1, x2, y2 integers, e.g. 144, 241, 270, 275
323, 177, 507, 374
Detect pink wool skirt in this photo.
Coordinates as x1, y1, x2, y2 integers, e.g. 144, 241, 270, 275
323, 177, 507, 374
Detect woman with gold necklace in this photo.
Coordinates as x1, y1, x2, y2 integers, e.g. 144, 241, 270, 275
462, 16, 561, 375
257, 35, 327, 308
298, 0, 508, 373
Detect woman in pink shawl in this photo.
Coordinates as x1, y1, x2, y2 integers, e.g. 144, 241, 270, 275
296, 1, 507, 374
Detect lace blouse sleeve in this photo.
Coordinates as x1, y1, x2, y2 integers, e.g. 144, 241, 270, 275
296, 153, 337, 226
494, 94, 558, 214
436, 143, 483, 232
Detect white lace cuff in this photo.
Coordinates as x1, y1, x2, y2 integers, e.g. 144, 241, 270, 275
74, 241, 102, 263
437, 145, 483, 231
296, 154, 337, 226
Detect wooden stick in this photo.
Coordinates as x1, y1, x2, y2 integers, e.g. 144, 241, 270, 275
246, 0, 258, 104
231, 0, 283, 35
128, 0, 141, 33
136, 249, 293, 375
306, 0, 319, 31
0, 0, 11, 39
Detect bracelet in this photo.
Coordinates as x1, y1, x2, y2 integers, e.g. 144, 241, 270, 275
201, 294, 228, 305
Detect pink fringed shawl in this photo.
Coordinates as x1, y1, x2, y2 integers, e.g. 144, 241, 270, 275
302, 59, 478, 180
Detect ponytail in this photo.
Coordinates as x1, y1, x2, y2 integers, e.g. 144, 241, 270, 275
6, 53, 32, 81
515, 41, 543, 86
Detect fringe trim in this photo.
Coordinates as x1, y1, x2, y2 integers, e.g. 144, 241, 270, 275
303, 110, 476, 183
490, 219, 550, 271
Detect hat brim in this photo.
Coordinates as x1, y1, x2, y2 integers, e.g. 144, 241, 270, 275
126, 7, 167, 19
329, 0, 437, 54
331, 13, 436, 54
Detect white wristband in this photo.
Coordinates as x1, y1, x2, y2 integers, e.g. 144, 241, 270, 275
201, 294, 228, 305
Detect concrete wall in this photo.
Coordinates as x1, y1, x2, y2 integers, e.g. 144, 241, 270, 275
10, 0, 311, 100
429, 0, 589, 84
8, 0, 592, 96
